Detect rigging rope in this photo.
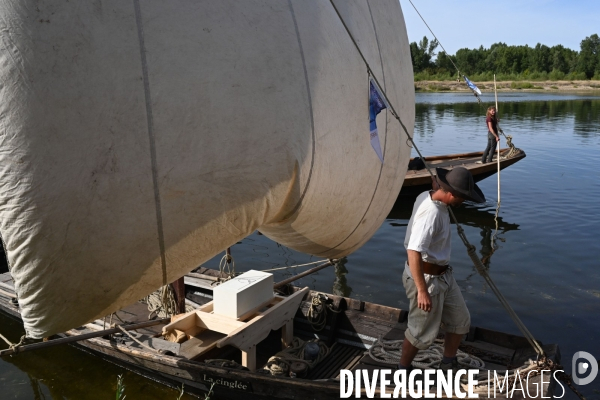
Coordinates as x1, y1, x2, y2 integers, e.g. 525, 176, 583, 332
328, 0, 545, 358
406, 0, 461, 74
217, 249, 236, 282
261, 259, 325, 273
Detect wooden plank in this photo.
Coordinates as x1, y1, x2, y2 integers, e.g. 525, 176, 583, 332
474, 327, 532, 350
162, 310, 198, 333
163, 310, 245, 335
179, 330, 226, 360
241, 345, 257, 372
217, 287, 309, 350
281, 320, 293, 349
117, 333, 181, 355
184, 275, 216, 291
236, 296, 282, 322
461, 340, 516, 359
382, 325, 406, 341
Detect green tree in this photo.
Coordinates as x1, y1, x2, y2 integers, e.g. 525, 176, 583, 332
576, 34, 600, 78
410, 36, 439, 73
530, 43, 551, 72
435, 51, 456, 74
549, 45, 575, 74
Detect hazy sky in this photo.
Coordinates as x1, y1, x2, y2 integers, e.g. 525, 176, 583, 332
399, 0, 600, 54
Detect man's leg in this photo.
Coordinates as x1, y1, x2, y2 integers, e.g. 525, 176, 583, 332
401, 266, 446, 369
439, 270, 471, 369
400, 337, 420, 368
443, 332, 463, 358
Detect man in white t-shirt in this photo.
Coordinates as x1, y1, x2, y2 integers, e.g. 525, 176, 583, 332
399, 167, 485, 371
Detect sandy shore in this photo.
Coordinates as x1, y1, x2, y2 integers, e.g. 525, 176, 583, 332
415, 80, 600, 92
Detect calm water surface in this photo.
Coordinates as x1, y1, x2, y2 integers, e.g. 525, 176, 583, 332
1, 92, 599, 399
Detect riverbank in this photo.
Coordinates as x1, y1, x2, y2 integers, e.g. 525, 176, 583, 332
415, 80, 600, 92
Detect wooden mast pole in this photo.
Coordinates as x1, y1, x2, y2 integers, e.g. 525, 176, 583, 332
170, 277, 186, 314
494, 74, 500, 204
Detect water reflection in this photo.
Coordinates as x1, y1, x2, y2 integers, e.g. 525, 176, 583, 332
388, 201, 519, 273
0, 312, 194, 400
414, 97, 600, 139
332, 258, 352, 298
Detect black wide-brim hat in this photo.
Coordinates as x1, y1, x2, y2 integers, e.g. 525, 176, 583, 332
435, 167, 485, 203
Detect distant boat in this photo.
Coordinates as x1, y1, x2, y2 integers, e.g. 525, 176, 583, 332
397, 147, 526, 200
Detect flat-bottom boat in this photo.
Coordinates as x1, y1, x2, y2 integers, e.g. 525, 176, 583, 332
399, 147, 526, 201
0, 267, 559, 399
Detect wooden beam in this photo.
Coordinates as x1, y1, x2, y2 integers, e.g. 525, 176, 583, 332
0, 318, 171, 357
170, 277, 186, 314
273, 261, 334, 289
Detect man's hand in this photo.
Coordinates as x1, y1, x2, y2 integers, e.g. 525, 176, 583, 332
417, 290, 432, 312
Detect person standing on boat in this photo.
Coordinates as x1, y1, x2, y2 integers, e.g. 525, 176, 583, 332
481, 106, 501, 163
399, 167, 485, 372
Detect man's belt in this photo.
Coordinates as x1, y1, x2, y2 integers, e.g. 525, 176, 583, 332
422, 262, 449, 275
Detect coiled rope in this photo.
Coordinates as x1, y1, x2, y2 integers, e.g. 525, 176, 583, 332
368, 338, 485, 370
263, 337, 330, 376
144, 285, 194, 319
307, 293, 342, 332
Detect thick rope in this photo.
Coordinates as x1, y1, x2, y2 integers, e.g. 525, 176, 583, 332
217, 252, 235, 281
307, 293, 342, 332
0, 334, 27, 354
368, 338, 485, 370
261, 259, 325, 273
329, 0, 544, 358
144, 285, 194, 319
263, 337, 330, 376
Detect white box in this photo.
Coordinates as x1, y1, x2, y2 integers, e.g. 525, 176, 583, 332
213, 270, 274, 319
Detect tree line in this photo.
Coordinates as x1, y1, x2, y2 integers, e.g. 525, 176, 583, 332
411, 34, 600, 81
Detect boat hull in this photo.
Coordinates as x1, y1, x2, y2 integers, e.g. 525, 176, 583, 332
397, 148, 526, 201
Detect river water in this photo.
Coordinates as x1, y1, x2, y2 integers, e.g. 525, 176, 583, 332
1, 92, 599, 399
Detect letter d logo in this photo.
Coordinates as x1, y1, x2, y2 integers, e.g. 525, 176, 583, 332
572, 351, 598, 386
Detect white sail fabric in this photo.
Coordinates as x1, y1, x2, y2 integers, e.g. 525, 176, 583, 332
0, 0, 414, 338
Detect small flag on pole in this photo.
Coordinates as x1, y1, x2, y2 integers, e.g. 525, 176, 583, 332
463, 75, 482, 103
369, 78, 387, 163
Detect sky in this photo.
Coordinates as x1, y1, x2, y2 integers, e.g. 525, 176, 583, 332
399, 0, 600, 55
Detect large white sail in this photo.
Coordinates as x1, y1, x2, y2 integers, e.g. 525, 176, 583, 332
0, 0, 414, 338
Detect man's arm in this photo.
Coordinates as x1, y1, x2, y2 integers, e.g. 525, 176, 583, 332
407, 249, 432, 312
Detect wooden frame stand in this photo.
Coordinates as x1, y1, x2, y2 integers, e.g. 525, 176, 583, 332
162, 287, 308, 371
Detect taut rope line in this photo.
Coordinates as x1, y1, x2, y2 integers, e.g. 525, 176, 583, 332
406, 0, 461, 75
329, 0, 545, 357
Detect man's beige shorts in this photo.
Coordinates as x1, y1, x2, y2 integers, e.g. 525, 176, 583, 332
402, 263, 470, 350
